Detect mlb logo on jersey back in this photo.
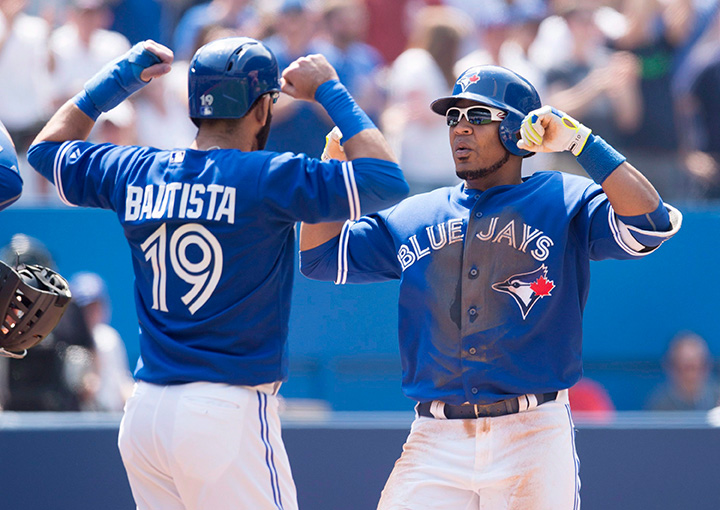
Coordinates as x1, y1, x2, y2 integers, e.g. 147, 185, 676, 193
170, 151, 185, 164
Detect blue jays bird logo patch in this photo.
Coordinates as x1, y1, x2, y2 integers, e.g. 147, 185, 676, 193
458, 72, 480, 92
492, 265, 555, 319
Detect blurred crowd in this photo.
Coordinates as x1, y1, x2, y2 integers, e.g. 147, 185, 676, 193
1, 0, 719, 200
1, 0, 720, 413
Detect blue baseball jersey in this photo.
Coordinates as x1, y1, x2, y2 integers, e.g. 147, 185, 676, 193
28, 141, 408, 386
301, 172, 681, 405
0, 121, 22, 211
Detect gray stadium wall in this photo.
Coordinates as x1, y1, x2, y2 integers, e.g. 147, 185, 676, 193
0, 412, 719, 510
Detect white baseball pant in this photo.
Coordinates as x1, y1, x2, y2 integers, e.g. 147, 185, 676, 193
118, 380, 297, 510
377, 391, 579, 510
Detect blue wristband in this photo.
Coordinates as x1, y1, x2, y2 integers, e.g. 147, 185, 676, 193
74, 42, 162, 120
575, 134, 627, 185
314, 80, 375, 140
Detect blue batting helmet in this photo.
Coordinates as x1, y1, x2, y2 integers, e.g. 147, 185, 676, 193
431, 65, 541, 157
188, 37, 281, 121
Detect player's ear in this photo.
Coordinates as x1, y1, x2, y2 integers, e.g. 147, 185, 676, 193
252, 95, 272, 124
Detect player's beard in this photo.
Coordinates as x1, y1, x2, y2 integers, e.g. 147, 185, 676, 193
255, 109, 273, 150
456, 150, 510, 181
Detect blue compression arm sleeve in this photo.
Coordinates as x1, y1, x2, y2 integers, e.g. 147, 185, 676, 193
314, 80, 376, 140
73, 42, 162, 120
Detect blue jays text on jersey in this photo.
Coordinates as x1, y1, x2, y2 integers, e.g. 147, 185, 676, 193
301, 171, 681, 406
396, 215, 555, 272
27, 140, 408, 387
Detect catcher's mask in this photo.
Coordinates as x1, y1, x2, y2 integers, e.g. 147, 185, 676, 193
0, 260, 72, 359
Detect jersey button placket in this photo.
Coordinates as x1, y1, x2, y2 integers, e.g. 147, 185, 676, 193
469, 267, 478, 279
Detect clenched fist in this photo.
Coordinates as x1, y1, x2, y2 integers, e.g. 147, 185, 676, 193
517, 106, 592, 156
281, 54, 339, 101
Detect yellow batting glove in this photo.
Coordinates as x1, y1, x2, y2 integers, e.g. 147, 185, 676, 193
518, 105, 592, 156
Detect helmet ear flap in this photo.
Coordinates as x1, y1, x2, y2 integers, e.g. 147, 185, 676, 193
499, 116, 531, 157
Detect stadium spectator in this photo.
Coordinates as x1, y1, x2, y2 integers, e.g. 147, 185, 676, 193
382, 5, 470, 194
90, 101, 137, 146
172, 0, 260, 61
263, 0, 332, 157
49, 0, 131, 108
607, 0, 697, 200
110, 0, 166, 45
70, 272, 133, 412
569, 377, 615, 423
315, 0, 384, 123
452, 0, 547, 95
363, 0, 443, 64
646, 331, 720, 411
0, 0, 53, 198
676, 8, 720, 198
544, 4, 642, 149
130, 67, 196, 149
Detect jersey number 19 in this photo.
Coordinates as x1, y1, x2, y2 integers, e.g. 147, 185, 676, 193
140, 223, 223, 315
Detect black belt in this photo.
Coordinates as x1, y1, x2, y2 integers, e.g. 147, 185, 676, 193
416, 392, 558, 419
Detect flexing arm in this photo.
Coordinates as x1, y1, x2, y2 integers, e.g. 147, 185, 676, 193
284, 54, 405, 249
518, 106, 680, 246
281, 54, 397, 164
32, 40, 173, 145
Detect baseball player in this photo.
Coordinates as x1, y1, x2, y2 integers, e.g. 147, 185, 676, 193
0, 120, 23, 211
26, 38, 407, 509
300, 65, 682, 509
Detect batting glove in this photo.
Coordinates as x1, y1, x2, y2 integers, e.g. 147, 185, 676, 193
518, 106, 592, 157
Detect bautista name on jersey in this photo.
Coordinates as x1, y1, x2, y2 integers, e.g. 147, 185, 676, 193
125, 180, 236, 224
301, 171, 681, 406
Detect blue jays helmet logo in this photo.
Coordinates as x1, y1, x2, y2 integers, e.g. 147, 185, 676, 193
492, 265, 555, 319
457, 72, 480, 92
